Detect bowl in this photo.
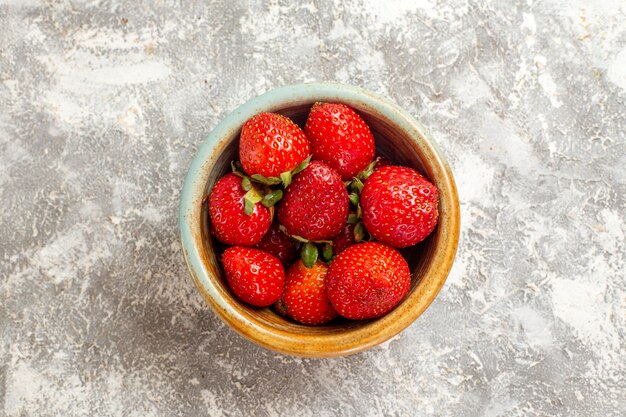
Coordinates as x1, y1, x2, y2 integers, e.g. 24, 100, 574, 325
179, 82, 460, 357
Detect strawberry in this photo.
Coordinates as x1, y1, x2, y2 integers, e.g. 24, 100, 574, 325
239, 112, 310, 180
331, 223, 356, 256
208, 173, 272, 246
255, 222, 298, 266
282, 260, 338, 325
222, 246, 285, 307
326, 242, 411, 320
304, 102, 375, 180
278, 161, 349, 241
360, 165, 439, 248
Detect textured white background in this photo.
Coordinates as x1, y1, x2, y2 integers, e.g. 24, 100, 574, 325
1, 0, 625, 416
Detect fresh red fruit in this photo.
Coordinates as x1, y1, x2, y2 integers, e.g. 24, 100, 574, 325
326, 242, 411, 320
208, 173, 272, 246
278, 161, 349, 241
331, 223, 356, 256
239, 112, 310, 178
361, 165, 439, 248
282, 260, 338, 325
305, 102, 375, 180
255, 222, 298, 265
222, 246, 285, 307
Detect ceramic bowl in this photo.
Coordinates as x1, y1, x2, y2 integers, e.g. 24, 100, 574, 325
179, 82, 460, 357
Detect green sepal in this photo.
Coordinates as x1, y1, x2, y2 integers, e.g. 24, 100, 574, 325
351, 177, 364, 193
280, 171, 292, 188
322, 243, 333, 262
354, 222, 365, 242
301, 242, 318, 268
278, 224, 291, 236
357, 157, 381, 181
231, 161, 245, 177
244, 199, 254, 216
356, 204, 362, 219
347, 213, 359, 224
241, 177, 253, 191
251, 174, 282, 185
289, 234, 332, 245
292, 155, 311, 175
291, 234, 309, 243
243, 189, 262, 215
261, 189, 283, 208
315, 239, 333, 244
349, 193, 359, 206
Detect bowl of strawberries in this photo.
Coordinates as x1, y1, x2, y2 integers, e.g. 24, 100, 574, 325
179, 82, 460, 357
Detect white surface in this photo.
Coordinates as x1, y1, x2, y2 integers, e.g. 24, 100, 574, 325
1, 0, 625, 415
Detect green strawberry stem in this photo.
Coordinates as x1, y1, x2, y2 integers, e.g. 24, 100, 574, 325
290, 234, 332, 245
232, 154, 314, 216
351, 177, 364, 194
356, 157, 381, 181
354, 222, 366, 242
301, 242, 318, 268
231, 161, 246, 178
280, 171, 292, 188
243, 155, 312, 189
261, 189, 283, 208
322, 243, 333, 262
279, 224, 334, 267
250, 174, 282, 185
278, 225, 333, 245
240, 176, 283, 215
343, 157, 382, 195
291, 155, 311, 175
241, 176, 253, 191
290, 234, 309, 243
278, 155, 311, 188
243, 188, 263, 215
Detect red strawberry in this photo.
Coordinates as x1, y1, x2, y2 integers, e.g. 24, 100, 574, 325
282, 260, 338, 325
326, 242, 411, 320
278, 161, 349, 241
361, 166, 439, 248
255, 222, 298, 265
331, 223, 356, 256
208, 173, 271, 246
305, 102, 375, 180
239, 112, 310, 179
222, 246, 285, 307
